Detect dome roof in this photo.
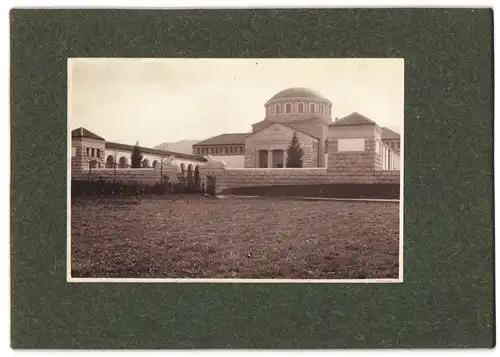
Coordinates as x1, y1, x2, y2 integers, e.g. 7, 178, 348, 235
268, 87, 328, 102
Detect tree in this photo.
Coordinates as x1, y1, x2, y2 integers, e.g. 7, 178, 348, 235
131, 141, 143, 168
109, 148, 126, 176
286, 132, 304, 168
155, 143, 171, 184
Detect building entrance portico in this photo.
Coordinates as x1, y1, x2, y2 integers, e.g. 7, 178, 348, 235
257, 146, 287, 168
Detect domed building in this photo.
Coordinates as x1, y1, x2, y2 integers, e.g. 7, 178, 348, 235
248, 87, 333, 168
192, 87, 400, 169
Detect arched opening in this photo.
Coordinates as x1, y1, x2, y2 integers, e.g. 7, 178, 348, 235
119, 156, 128, 168
180, 163, 186, 172
275, 104, 281, 114
194, 165, 201, 191
285, 103, 292, 113
152, 160, 159, 168
298, 103, 304, 113
106, 155, 114, 168
142, 159, 150, 168
310, 103, 316, 113
186, 164, 193, 189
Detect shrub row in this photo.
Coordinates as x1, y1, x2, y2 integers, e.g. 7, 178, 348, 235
71, 178, 216, 197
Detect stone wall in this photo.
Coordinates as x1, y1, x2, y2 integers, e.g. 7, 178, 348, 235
327, 138, 378, 172
71, 164, 182, 185
244, 152, 256, 168
72, 168, 163, 184
207, 167, 400, 193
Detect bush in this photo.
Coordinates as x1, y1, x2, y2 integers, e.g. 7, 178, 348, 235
71, 178, 203, 198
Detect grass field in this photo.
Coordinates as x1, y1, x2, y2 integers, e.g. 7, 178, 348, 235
70, 196, 400, 280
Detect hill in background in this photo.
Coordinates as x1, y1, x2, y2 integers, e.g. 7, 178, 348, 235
153, 139, 204, 154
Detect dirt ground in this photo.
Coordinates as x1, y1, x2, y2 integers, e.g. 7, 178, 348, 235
70, 196, 400, 279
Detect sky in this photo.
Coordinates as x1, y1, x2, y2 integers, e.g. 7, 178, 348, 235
68, 58, 404, 148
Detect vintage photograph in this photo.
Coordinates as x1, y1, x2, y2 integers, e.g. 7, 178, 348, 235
68, 58, 403, 282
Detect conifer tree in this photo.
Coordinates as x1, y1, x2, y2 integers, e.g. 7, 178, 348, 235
131, 141, 143, 168
286, 132, 304, 168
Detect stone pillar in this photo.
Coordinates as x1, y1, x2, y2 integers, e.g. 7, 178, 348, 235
327, 136, 378, 175
199, 155, 228, 194
71, 138, 86, 172
267, 150, 273, 168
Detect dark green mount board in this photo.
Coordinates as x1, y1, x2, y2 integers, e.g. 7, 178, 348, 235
10, 9, 494, 348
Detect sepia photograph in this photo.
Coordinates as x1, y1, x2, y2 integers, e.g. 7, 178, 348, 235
68, 58, 403, 282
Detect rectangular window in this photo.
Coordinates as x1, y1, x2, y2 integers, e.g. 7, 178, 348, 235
239, 146, 243, 153
86, 147, 90, 156
225, 147, 228, 154
96, 149, 100, 158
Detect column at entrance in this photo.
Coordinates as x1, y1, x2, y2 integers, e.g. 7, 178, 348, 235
267, 150, 273, 168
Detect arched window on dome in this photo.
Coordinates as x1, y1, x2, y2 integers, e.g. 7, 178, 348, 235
320, 104, 325, 114
310, 103, 316, 113
298, 103, 304, 113
285, 103, 292, 113
275, 104, 281, 114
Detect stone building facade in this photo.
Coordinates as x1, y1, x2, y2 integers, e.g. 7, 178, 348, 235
71, 87, 401, 193
192, 87, 400, 170
244, 122, 319, 168
71, 127, 207, 173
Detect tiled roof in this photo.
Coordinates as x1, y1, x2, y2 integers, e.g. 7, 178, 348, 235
193, 133, 249, 146
71, 127, 105, 140
105, 142, 207, 162
381, 127, 400, 140
251, 120, 275, 132
330, 112, 377, 126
